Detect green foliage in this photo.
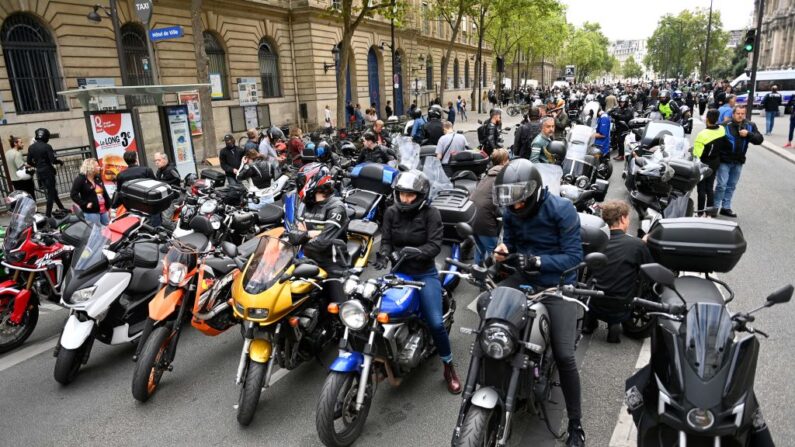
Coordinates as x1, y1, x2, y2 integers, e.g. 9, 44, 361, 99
712, 43, 749, 81
623, 56, 644, 79
561, 22, 611, 82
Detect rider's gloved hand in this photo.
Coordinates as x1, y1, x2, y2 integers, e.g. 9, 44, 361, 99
373, 253, 388, 270
389, 251, 402, 266
287, 230, 309, 246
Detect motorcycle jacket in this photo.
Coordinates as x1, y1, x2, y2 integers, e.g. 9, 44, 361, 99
26, 141, 61, 176
356, 145, 391, 165
693, 124, 729, 168
610, 106, 634, 125
379, 204, 443, 276
481, 121, 502, 155
515, 120, 541, 159
421, 119, 444, 145
236, 159, 272, 189
299, 196, 349, 272
657, 100, 681, 122
722, 120, 763, 164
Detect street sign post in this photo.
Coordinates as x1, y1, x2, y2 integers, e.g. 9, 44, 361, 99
149, 26, 184, 42
134, 0, 153, 25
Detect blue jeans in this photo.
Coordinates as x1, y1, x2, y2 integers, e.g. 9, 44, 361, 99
474, 235, 498, 265
84, 212, 109, 226
409, 268, 452, 362
714, 163, 744, 210
765, 111, 777, 134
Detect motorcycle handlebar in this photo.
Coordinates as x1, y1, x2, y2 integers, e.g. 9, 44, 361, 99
633, 298, 685, 315
572, 288, 604, 298
445, 258, 471, 272
140, 223, 156, 234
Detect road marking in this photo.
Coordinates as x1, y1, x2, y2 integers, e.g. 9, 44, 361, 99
40, 302, 63, 313
0, 335, 58, 373
609, 337, 649, 447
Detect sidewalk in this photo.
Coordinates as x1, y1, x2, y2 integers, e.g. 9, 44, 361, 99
452, 110, 522, 133
749, 112, 795, 165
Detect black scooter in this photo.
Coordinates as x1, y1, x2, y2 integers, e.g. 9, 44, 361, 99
626, 263, 791, 447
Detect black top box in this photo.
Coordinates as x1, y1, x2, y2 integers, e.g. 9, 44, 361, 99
200, 169, 226, 187
646, 218, 747, 273
119, 179, 175, 215
432, 189, 476, 243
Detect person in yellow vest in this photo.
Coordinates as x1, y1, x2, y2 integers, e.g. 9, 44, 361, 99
656, 90, 681, 122
693, 109, 730, 217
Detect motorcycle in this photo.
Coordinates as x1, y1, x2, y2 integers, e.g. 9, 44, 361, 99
315, 247, 457, 446
0, 196, 74, 353
562, 124, 612, 189
448, 252, 607, 446
230, 228, 341, 426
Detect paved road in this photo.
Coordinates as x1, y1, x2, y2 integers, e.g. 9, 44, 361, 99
2, 118, 793, 446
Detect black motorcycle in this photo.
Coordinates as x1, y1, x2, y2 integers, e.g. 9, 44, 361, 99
626, 263, 791, 447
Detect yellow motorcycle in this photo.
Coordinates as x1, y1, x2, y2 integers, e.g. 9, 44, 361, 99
230, 227, 341, 426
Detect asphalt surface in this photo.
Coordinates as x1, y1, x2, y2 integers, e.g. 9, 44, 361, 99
2, 117, 794, 447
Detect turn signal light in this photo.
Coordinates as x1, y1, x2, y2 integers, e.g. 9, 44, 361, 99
288, 316, 300, 328
376, 312, 390, 324
328, 303, 339, 314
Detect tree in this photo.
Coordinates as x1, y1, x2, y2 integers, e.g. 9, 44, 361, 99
432, 0, 477, 102
561, 22, 610, 83
712, 43, 749, 81
623, 56, 644, 80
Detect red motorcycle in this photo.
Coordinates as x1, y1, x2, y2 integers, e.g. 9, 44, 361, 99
0, 196, 74, 353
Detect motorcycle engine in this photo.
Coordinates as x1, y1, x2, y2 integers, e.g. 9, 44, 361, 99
396, 325, 425, 370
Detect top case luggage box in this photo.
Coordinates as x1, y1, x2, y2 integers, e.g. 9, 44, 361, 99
646, 217, 747, 273
432, 189, 476, 243
200, 169, 226, 187
119, 179, 174, 215
350, 163, 398, 196
667, 159, 700, 192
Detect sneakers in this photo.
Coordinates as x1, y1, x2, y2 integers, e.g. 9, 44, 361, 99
443, 362, 462, 394
566, 420, 586, 447
719, 208, 738, 218
785, 142, 793, 148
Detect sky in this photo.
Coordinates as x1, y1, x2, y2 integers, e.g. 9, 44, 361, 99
562, 0, 755, 41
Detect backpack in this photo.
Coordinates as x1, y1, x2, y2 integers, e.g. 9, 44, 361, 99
477, 121, 489, 145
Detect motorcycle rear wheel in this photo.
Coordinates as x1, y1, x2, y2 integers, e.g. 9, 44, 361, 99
131, 326, 171, 402
453, 406, 500, 447
316, 371, 372, 447
0, 297, 39, 354
237, 359, 267, 426
53, 337, 90, 385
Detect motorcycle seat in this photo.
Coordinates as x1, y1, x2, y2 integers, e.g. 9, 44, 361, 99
660, 276, 724, 307
256, 203, 284, 226
177, 232, 210, 252
127, 265, 163, 294
348, 219, 378, 237
205, 256, 238, 276
634, 157, 648, 168
237, 237, 261, 259
346, 240, 365, 263
344, 190, 380, 220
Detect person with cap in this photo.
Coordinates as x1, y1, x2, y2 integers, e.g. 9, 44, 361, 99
220, 133, 245, 186
26, 128, 67, 217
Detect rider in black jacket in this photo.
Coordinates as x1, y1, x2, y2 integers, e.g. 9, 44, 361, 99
236, 149, 272, 189
609, 96, 635, 160
480, 108, 503, 156
357, 132, 391, 164
514, 107, 542, 159
420, 106, 445, 145
26, 128, 67, 217
154, 152, 181, 187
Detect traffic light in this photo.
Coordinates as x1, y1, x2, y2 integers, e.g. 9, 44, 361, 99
744, 29, 756, 53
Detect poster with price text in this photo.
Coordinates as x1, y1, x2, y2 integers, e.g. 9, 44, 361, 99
89, 111, 137, 195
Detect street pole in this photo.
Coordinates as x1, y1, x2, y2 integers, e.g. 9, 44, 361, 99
747, 0, 765, 116
704, 0, 713, 79
390, 0, 398, 117
109, 0, 129, 86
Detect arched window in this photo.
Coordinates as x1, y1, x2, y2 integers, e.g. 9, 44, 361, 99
425, 56, 433, 92
258, 39, 281, 98
120, 23, 153, 86
1, 13, 66, 113
465, 59, 470, 88
203, 32, 229, 100
453, 58, 460, 89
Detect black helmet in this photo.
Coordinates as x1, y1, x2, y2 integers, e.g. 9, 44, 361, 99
544, 140, 567, 164
393, 170, 430, 213
223, 134, 235, 144
316, 141, 332, 163
493, 159, 544, 218
34, 128, 50, 143
267, 126, 284, 141
659, 90, 670, 104
619, 95, 629, 105
427, 105, 442, 120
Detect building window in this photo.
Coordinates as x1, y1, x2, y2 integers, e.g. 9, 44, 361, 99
121, 23, 154, 87
258, 39, 281, 98
426, 56, 433, 92
1, 13, 66, 114
422, 3, 430, 34
203, 32, 229, 100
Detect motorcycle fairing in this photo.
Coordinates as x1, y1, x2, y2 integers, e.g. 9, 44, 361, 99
379, 274, 420, 320
60, 314, 94, 350
330, 350, 364, 373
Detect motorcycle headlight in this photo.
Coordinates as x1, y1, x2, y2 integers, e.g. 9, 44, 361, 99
479, 323, 515, 360
199, 199, 217, 215
339, 300, 368, 331
686, 408, 715, 431
343, 276, 360, 296
248, 308, 269, 319
71, 286, 97, 304
168, 262, 188, 285
233, 300, 245, 316
575, 175, 590, 189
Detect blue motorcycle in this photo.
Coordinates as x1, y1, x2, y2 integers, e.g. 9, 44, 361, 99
314, 248, 456, 446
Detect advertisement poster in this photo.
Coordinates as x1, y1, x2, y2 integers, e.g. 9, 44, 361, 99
244, 106, 259, 129
89, 111, 137, 194
238, 77, 259, 106
178, 91, 203, 136
165, 106, 197, 178
209, 73, 224, 99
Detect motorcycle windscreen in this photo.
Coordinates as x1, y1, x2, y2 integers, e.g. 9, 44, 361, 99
535, 164, 562, 197
482, 287, 527, 329
3, 196, 36, 253
640, 122, 684, 147
242, 237, 296, 295
662, 135, 691, 160
685, 303, 734, 380
72, 224, 112, 273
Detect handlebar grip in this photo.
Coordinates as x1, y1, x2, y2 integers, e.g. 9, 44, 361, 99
140, 223, 156, 234
633, 298, 684, 315
445, 258, 470, 271
575, 289, 604, 298
404, 280, 425, 287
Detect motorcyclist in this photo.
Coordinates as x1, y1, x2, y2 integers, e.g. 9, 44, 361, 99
26, 128, 67, 217
514, 107, 542, 159
479, 108, 502, 156
372, 120, 392, 147
551, 99, 569, 140
410, 109, 427, 143
655, 90, 681, 122
420, 105, 444, 145
236, 149, 272, 189
609, 95, 635, 160
288, 163, 349, 305
357, 132, 391, 165
372, 170, 461, 394
491, 159, 585, 446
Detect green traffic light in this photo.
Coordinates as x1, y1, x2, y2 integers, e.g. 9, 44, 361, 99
744, 44, 753, 52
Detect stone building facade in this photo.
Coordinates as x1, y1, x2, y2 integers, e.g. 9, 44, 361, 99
758, 0, 795, 70
0, 0, 491, 167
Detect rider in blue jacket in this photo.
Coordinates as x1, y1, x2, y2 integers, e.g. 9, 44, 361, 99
594, 109, 612, 157
492, 159, 585, 447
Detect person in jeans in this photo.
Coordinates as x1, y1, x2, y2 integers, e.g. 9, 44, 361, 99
7, 135, 35, 199
761, 84, 782, 136
693, 109, 729, 216
784, 95, 795, 148
373, 170, 461, 394
71, 158, 111, 225
469, 149, 508, 265
714, 106, 764, 218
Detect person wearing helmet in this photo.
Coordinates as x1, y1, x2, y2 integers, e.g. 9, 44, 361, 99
608, 95, 635, 160
259, 126, 283, 161
479, 108, 503, 156
357, 132, 391, 165
420, 105, 444, 145
492, 159, 585, 447
288, 163, 349, 305
27, 128, 67, 217
373, 169, 461, 394
220, 134, 245, 186
655, 90, 681, 122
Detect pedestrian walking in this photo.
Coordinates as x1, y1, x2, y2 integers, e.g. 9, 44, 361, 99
469, 148, 509, 265
70, 158, 111, 225
460, 98, 468, 121
323, 105, 334, 134
6, 135, 35, 199
761, 85, 782, 136
26, 128, 67, 217
443, 101, 456, 125
784, 96, 795, 148
385, 100, 393, 118
714, 106, 764, 218
456, 96, 464, 121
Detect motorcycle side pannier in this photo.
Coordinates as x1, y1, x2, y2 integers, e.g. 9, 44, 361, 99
200, 169, 226, 187
646, 218, 747, 273
432, 189, 475, 242
119, 179, 174, 215
667, 159, 700, 192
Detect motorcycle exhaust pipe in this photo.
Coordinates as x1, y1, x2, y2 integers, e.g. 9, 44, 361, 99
194, 301, 229, 321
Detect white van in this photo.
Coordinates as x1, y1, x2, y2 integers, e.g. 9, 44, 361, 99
731, 69, 795, 106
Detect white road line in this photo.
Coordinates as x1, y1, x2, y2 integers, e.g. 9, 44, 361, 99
0, 335, 58, 373
39, 302, 63, 312
609, 337, 650, 447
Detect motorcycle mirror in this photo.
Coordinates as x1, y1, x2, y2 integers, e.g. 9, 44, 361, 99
221, 241, 237, 258
640, 263, 677, 289
455, 222, 474, 239
765, 284, 793, 307
584, 252, 608, 269
292, 263, 320, 280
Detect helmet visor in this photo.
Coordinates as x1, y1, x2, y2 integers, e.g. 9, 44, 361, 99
493, 181, 538, 207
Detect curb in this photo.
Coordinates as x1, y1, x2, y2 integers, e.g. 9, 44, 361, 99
760, 140, 795, 165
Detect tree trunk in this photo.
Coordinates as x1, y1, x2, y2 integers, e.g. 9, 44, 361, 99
439, 0, 465, 105
190, 0, 217, 160
471, 7, 486, 114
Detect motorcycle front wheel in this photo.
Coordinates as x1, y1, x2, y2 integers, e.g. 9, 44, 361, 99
131, 326, 172, 402
453, 406, 501, 447
53, 337, 91, 385
316, 371, 373, 447
0, 296, 39, 354
237, 359, 267, 426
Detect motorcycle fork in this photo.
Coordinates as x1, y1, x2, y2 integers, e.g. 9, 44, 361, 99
453, 337, 484, 435
134, 318, 156, 360
10, 272, 36, 323
163, 283, 194, 365
355, 324, 378, 410
497, 314, 535, 446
